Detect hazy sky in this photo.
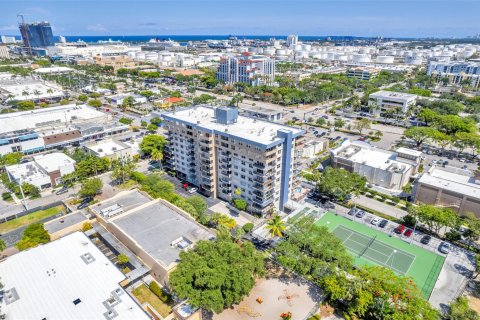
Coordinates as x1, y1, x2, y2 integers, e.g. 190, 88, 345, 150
0, 0, 479, 38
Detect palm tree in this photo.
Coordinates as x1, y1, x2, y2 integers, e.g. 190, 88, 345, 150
151, 148, 163, 170
265, 214, 286, 238
33, 89, 41, 102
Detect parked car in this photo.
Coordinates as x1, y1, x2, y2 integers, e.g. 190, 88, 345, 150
438, 242, 451, 254
313, 131, 319, 135
347, 208, 357, 216
404, 229, 413, 237
55, 188, 68, 195
355, 210, 366, 218
420, 235, 431, 245
187, 187, 198, 194
81, 196, 93, 204
371, 217, 381, 225
394, 225, 406, 234
77, 202, 89, 210
378, 219, 388, 228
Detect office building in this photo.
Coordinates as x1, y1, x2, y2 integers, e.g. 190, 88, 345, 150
347, 66, 380, 81
415, 166, 480, 217
18, 21, 54, 53
216, 53, 275, 86
91, 190, 214, 285
368, 90, 417, 117
330, 140, 421, 191
5, 152, 76, 189
0, 104, 128, 156
0, 232, 150, 320
162, 106, 305, 214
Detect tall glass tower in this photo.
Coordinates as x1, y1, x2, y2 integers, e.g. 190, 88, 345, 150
19, 21, 54, 51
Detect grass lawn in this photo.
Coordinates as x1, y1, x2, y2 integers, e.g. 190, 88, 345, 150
0, 205, 65, 234
132, 284, 172, 317
316, 212, 445, 299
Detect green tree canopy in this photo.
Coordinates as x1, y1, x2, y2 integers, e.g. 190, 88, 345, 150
448, 297, 479, 320
409, 204, 458, 235
79, 178, 103, 197
16, 223, 50, 251
169, 239, 265, 313
185, 196, 207, 217
87, 99, 102, 108
403, 127, 437, 149
265, 214, 286, 238
140, 134, 167, 155
17, 100, 35, 110
317, 168, 366, 202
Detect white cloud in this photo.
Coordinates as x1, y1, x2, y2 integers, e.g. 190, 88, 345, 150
87, 24, 107, 32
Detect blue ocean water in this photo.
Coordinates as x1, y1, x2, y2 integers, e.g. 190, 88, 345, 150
61, 35, 366, 43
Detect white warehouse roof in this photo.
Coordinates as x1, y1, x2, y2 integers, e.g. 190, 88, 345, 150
0, 232, 150, 320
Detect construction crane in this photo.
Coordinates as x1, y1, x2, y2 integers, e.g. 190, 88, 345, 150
17, 14, 32, 55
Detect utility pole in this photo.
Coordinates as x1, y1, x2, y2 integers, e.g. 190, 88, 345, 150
18, 178, 29, 211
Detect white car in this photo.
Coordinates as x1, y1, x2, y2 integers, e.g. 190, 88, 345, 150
371, 217, 381, 225
187, 187, 198, 194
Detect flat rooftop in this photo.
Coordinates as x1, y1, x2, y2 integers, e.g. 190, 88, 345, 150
333, 140, 411, 173
91, 190, 152, 215
370, 90, 417, 101
34, 152, 76, 173
110, 200, 214, 269
0, 104, 107, 135
44, 211, 87, 234
33, 66, 74, 74
240, 104, 283, 115
86, 139, 130, 157
396, 147, 423, 157
419, 166, 480, 199
0, 80, 64, 101
6, 162, 48, 182
0, 232, 150, 320
163, 106, 303, 146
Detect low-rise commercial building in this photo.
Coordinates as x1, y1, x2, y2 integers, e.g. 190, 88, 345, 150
5, 152, 76, 189
368, 90, 417, 117
0, 78, 65, 103
85, 139, 137, 160
162, 106, 305, 214
0, 232, 150, 320
415, 166, 480, 216
0, 104, 128, 156
91, 190, 214, 285
240, 104, 284, 122
302, 139, 329, 159
330, 140, 420, 191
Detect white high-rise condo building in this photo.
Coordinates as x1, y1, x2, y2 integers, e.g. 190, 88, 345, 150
162, 106, 305, 215
287, 34, 298, 48
216, 53, 275, 86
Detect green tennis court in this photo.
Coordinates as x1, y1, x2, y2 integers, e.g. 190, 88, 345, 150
316, 212, 445, 299
333, 225, 415, 275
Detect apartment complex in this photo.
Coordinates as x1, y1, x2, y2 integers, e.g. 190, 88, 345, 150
162, 106, 305, 214
216, 53, 275, 86
330, 140, 421, 191
415, 166, 480, 217
368, 90, 417, 117
0, 104, 128, 156
427, 60, 480, 89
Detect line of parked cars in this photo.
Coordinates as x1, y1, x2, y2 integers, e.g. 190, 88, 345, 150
347, 208, 389, 228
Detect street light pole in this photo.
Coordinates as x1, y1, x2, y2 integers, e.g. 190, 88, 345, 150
18, 178, 29, 211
